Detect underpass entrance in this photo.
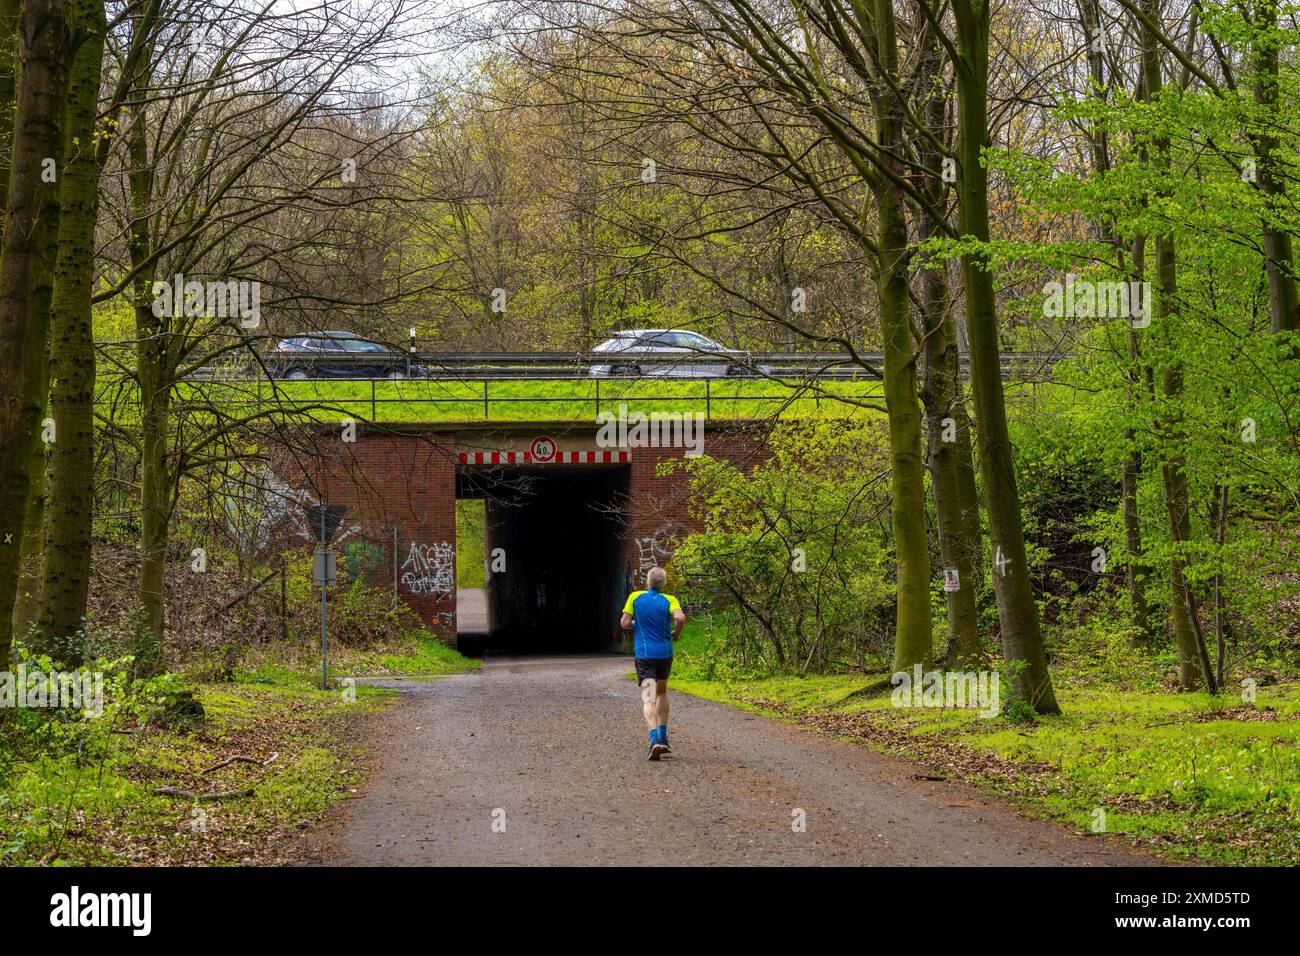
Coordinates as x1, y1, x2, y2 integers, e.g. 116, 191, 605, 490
456, 462, 630, 655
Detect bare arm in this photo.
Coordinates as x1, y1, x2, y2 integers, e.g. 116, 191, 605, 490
621, 612, 634, 631
672, 610, 686, 640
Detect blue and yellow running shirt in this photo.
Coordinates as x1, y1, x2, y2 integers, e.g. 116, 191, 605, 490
622, 588, 682, 659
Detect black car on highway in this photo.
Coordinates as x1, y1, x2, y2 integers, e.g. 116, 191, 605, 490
269, 331, 427, 379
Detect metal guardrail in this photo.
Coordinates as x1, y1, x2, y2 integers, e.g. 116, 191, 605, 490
179, 375, 879, 423
191, 349, 1067, 381
178, 350, 1066, 423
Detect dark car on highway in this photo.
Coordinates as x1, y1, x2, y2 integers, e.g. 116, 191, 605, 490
269, 332, 427, 379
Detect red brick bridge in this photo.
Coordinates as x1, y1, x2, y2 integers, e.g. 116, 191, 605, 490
272, 422, 768, 653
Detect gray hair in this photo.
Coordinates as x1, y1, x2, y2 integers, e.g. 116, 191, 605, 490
645, 566, 667, 590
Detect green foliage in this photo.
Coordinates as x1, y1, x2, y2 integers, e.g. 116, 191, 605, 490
979, 6, 1300, 686
1008, 387, 1121, 598
670, 420, 897, 673
0, 665, 394, 865
327, 583, 424, 648
456, 499, 486, 589
1, 645, 204, 770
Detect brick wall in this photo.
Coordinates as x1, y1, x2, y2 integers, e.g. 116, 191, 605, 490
276, 429, 458, 640
620, 422, 770, 589
273, 421, 770, 646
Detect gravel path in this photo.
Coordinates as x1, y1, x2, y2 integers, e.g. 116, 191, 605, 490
294, 654, 1156, 866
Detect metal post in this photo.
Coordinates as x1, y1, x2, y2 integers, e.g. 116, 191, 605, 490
705, 379, 711, 420
483, 380, 490, 419
371, 379, 377, 421
595, 376, 600, 417
320, 509, 328, 690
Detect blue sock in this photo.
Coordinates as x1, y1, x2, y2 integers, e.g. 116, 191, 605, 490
649, 727, 660, 744
658, 724, 668, 745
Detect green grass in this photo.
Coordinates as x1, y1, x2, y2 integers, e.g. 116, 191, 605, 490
457, 499, 486, 589
668, 624, 1300, 865
174, 376, 882, 424
240, 632, 480, 685
361, 636, 481, 678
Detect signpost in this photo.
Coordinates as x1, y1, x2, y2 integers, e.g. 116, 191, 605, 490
306, 504, 347, 690
529, 434, 557, 463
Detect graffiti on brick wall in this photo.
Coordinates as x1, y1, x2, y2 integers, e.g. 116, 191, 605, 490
227, 469, 312, 554
235, 468, 360, 555
401, 541, 454, 598
634, 529, 676, 571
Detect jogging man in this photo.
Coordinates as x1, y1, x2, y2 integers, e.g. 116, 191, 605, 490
621, 566, 686, 760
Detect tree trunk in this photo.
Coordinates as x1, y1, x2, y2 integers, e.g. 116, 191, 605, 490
1137, 0, 1203, 688
0, 0, 20, 224
37, 0, 106, 664
880, 199, 932, 673
12, 436, 47, 642
0, 0, 72, 667
952, 0, 1059, 713
923, 279, 983, 668
1080, 0, 1149, 636
128, 80, 169, 676
952, 391, 982, 595
1251, 0, 1299, 335
914, 22, 982, 668
875, 0, 932, 673
1120, 424, 1149, 633
1124, 231, 1153, 636
136, 300, 170, 676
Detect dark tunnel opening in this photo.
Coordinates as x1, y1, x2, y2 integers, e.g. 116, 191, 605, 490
456, 464, 630, 654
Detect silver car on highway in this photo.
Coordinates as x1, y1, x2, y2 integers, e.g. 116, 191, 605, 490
588, 329, 765, 377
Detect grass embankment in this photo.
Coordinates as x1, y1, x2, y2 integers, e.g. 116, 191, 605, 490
174, 376, 883, 424
241, 632, 481, 684
667, 619, 1300, 866
0, 634, 478, 865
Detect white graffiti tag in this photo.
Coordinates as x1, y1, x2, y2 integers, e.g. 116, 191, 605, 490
401, 541, 454, 598
635, 531, 675, 571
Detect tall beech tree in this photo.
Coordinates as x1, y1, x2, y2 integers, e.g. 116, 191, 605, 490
910, 10, 982, 667
35, 0, 109, 662
0, 0, 77, 665
933, 0, 1060, 711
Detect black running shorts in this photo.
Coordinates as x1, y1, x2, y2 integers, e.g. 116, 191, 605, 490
635, 658, 672, 683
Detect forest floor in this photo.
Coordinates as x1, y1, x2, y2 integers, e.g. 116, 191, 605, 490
665, 622, 1300, 867
0, 634, 478, 865
670, 674, 1300, 866
291, 654, 1155, 866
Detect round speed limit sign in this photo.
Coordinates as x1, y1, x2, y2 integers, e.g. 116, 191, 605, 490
529, 435, 557, 463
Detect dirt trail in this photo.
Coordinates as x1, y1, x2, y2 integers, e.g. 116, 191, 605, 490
295, 655, 1156, 866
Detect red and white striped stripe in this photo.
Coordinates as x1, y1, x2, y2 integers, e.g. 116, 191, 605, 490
457, 450, 629, 465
